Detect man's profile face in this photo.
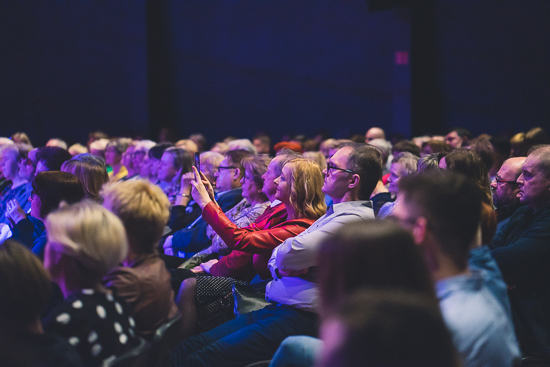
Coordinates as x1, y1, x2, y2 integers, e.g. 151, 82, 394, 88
517, 155, 550, 210
322, 146, 353, 200
445, 131, 463, 148
491, 162, 520, 209
215, 157, 237, 192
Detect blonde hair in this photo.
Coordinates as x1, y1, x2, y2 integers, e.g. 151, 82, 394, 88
286, 158, 326, 220
101, 180, 170, 254
46, 200, 128, 284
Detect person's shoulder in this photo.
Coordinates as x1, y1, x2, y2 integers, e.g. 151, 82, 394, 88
104, 265, 140, 288
335, 201, 375, 219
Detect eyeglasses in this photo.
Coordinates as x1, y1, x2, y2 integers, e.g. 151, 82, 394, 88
494, 176, 517, 185
132, 151, 146, 157
218, 166, 237, 171
326, 164, 356, 176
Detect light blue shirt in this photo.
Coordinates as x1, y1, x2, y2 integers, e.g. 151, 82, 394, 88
437, 271, 520, 367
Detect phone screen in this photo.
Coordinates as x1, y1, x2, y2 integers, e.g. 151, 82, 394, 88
194, 152, 201, 172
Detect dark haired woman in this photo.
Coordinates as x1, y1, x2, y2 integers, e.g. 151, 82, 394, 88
6, 171, 85, 259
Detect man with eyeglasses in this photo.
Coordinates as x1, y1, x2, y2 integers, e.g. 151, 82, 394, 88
393, 171, 520, 367
490, 146, 550, 358
490, 157, 526, 228
163, 149, 250, 259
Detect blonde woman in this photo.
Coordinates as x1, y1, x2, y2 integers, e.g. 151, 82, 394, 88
101, 180, 179, 339
42, 201, 140, 366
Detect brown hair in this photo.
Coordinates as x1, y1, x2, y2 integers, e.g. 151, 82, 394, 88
445, 149, 493, 206
32, 171, 86, 219
61, 153, 109, 201
242, 155, 271, 190
318, 220, 435, 316
0, 240, 51, 327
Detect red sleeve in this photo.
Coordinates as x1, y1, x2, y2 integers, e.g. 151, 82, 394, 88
203, 202, 314, 253
209, 250, 255, 281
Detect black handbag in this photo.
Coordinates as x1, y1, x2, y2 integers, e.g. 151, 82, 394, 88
232, 280, 271, 317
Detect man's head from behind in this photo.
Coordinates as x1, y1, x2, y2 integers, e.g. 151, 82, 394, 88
365, 127, 386, 143
101, 179, 170, 255
517, 146, 550, 211
491, 157, 526, 210
393, 171, 481, 273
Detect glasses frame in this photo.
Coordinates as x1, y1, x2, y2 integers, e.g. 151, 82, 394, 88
494, 176, 517, 185
326, 163, 356, 176
218, 165, 238, 171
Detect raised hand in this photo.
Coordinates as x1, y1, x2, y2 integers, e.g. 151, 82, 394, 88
6, 199, 27, 226
190, 166, 214, 209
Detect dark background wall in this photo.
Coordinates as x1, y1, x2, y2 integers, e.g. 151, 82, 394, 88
0, 1, 149, 146
1, 1, 549, 148
431, 0, 550, 137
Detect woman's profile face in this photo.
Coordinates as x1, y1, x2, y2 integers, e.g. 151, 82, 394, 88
30, 191, 42, 219
241, 168, 261, 203
140, 156, 152, 177
274, 164, 292, 203
157, 152, 178, 182
388, 163, 403, 195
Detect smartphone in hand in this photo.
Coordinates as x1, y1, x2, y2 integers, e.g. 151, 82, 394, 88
194, 152, 201, 172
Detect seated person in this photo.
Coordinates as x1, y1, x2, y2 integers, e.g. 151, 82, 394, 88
0, 144, 32, 225
378, 152, 419, 218
35, 146, 72, 174
42, 201, 140, 366
156, 147, 193, 204
318, 290, 459, 367
7, 171, 85, 258
182, 155, 273, 272
105, 139, 131, 182
163, 149, 252, 258
0, 240, 84, 367
394, 171, 520, 366
61, 153, 110, 202
101, 179, 180, 339
490, 146, 550, 357
168, 151, 224, 233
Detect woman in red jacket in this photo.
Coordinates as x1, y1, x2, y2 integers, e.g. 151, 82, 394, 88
178, 157, 326, 336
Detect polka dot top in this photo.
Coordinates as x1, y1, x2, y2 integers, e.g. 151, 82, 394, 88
43, 289, 140, 367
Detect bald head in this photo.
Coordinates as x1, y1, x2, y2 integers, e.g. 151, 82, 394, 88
365, 127, 386, 143
502, 157, 527, 177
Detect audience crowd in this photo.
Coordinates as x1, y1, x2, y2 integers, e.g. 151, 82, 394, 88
0, 126, 549, 367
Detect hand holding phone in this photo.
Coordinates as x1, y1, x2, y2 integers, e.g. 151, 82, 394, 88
194, 152, 201, 173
